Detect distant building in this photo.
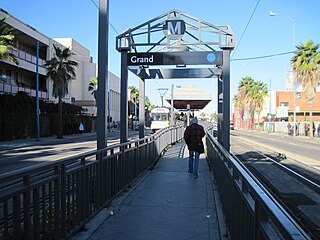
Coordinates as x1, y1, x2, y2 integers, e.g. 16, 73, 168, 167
233, 91, 320, 129
0, 8, 120, 122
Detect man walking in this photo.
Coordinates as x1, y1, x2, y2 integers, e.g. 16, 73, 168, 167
183, 117, 205, 178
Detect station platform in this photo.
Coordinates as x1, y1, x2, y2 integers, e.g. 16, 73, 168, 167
73, 141, 226, 240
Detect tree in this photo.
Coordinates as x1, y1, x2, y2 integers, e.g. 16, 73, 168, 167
292, 40, 320, 138
45, 44, 78, 139
145, 96, 155, 112
251, 80, 268, 130
0, 17, 18, 64
238, 76, 255, 129
233, 94, 244, 129
128, 85, 139, 116
88, 76, 98, 100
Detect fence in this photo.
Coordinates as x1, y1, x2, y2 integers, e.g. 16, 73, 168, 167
205, 127, 310, 240
0, 125, 184, 239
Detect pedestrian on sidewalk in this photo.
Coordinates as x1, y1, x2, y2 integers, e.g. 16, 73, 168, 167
287, 123, 292, 135
79, 122, 84, 134
317, 124, 320, 138
183, 117, 205, 178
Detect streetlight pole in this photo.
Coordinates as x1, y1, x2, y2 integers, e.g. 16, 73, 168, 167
269, 11, 296, 136
157, 88, 168, 107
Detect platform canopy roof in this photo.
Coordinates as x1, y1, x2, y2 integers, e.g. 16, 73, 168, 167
164, 84, 211, 110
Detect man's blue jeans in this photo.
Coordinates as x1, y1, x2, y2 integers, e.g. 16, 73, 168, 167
188, 150, 200, 177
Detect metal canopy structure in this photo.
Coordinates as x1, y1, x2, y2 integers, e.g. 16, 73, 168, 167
116, 9, 234, 151
165, 84, 212, 110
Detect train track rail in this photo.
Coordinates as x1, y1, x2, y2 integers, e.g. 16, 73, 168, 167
231, 136, 320, 239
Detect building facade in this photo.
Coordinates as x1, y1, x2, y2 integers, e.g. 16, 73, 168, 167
233, 90, 320, 130
0, 8, 120, 122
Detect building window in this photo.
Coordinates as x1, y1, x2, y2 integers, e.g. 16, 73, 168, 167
280, 102, 289, 107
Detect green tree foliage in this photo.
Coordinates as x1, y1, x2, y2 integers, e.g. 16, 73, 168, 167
0, 17, 18, 64
250, 80, 268, 130
88, 76, 98, 100
128, 85, 139, 103
45, 44, 78, 139
238, 76, 254, 129
0, 93, 86, 141
145, 96, 155, 111
235, 76, 269, 130
292, 40, 320, 138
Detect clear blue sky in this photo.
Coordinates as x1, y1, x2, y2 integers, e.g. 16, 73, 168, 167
2, 0, 320, 113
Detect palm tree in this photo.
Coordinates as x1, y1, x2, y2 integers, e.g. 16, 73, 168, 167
45, 44, 78, 139
238, 76, 255, 129
0, 17, 18, 64
292, 40, 320, 138
88, 76, 98, 117
88, 76, 98, 100
145, 96, 155, 127
251, 80, 268, 131
233, 94, 244, 129
128, 85, 139, 116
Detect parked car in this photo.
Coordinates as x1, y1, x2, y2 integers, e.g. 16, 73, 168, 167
230, 122, 234, 130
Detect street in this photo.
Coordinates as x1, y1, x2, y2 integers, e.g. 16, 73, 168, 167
0, 130, 142, 175
232, 129, 320, 164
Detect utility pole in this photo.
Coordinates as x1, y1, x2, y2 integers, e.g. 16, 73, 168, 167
97, 0, 109, 150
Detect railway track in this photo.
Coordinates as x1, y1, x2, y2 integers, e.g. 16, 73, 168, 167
231, 136, 320, 239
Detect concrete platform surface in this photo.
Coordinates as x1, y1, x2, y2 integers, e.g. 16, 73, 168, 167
73, 141, 225, 240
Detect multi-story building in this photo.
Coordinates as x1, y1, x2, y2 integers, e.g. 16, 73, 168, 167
0, 8, 120, 122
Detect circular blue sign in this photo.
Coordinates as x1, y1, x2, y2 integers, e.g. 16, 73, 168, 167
207, 53, 216, 62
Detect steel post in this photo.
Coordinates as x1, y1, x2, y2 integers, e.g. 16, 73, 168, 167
120, 51, 128, 143
218, 76, 223, 144
36, 40, 40, 141
222, 49, 230, 152
139, 74, 145, 139
97, 0, 109, 150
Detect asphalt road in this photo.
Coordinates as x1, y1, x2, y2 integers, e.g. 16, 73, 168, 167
231, 130, 320, 171
0, 130, 142, 175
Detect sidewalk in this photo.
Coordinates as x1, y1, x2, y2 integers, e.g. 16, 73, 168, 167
236, 128, 320, 144
73, 141, 226, 240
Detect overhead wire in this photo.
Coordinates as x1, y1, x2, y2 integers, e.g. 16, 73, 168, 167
90, 0, 164, 102
231, 51, 293, 61
90, 0, 119, 35
231, 0, 261, 59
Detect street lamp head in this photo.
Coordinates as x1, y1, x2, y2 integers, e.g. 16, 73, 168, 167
269, 11, 277, 16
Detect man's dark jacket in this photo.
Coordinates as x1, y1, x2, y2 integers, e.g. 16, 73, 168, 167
184, 123, 205, 151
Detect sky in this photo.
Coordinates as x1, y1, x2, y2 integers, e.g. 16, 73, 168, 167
2, 0, 320, 113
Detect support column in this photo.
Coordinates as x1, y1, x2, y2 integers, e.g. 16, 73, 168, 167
120, 51, 128, 143
139, 73, 145, 139
171, 84, 174, 126
217, 76, 223, 144
222, 49, 231, 152
97, 0, 109, 150
36, 40, 40, 141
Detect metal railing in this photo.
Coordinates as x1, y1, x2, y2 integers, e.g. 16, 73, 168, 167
0, 82, 49, 99
205, 127, 310, 240
0, 125, 184, 240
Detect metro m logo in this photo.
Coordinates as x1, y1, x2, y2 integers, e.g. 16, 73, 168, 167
163, 19, 186, 39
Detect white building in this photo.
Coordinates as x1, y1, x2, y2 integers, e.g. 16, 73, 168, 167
0, 8, 120, 122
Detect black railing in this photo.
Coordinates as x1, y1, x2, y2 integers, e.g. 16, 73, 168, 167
0, 125, 184, 239
205, 126, 310, 240
0, 82, 49, 99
